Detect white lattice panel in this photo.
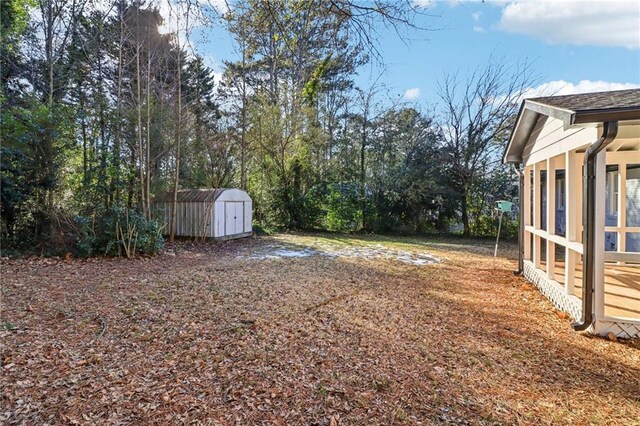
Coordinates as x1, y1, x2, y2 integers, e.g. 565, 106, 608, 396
523, 261, 582, 321
522, 261, 640, 338
592, 319, 640, 339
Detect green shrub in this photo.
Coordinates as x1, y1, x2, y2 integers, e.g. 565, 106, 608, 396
325, 184, 361, 232
299, 183, 362, 233
472, 213, 518, 238
75, 207, 164, 258
252, 224, 272, 235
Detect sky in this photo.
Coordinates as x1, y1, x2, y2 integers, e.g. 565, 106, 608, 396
166, 0, 640, 106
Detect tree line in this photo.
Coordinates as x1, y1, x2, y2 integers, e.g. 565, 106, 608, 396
1, 0, 527, 256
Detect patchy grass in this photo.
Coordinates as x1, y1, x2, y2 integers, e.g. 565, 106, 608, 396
1, 233, 638, 425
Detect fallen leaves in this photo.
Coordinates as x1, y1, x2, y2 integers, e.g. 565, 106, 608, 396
1, 234, 639, 425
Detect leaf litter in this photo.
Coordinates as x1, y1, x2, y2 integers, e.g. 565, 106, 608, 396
1, 233, 638, 425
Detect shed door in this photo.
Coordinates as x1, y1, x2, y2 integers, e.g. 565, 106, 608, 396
225, 202, 244, 235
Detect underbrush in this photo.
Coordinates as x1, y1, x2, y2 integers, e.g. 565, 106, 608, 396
1, 207, 164, 258
74, 207, 164, 258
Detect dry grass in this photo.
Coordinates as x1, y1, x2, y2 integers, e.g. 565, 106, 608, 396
1, 233, 639, 425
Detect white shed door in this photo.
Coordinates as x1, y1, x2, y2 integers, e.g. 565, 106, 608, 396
225, 202, 244, 235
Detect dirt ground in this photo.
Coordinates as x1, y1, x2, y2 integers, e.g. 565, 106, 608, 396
1, 233, 639, 425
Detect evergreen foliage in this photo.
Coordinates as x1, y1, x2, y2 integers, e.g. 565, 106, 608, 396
0, 0, 521, 256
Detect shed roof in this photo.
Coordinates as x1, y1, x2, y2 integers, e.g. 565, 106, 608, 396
155, 189, 225, 203
503, 89, 640, 164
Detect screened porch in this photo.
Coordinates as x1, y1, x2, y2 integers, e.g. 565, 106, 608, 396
522, 144, 640, 330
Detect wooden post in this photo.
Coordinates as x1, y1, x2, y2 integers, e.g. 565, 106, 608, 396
594, 150, 607, 319
575, 152, 585, 244
524, 165, 532, 261
619, 164, 627, 254
533, 162, 542, 269
565, 150, 578, 295
547, 157, 556, 280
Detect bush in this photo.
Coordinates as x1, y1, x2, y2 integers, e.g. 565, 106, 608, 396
472, 213, 518, 238
75, 207, 164, 258
321, 183, 361, 233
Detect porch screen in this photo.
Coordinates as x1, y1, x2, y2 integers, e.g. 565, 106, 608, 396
626, 164, 640, 252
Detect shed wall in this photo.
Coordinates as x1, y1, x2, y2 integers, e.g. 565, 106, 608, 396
153, 189, 252, 239
244, 201, 253, 233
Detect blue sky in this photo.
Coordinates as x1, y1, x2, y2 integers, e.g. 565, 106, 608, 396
173, 0, 640, 105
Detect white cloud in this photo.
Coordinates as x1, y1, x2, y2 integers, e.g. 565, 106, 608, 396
471, 11, 482, 21
499, 1, 640, 49
473, 25, 485, 33
413, 0, 432, 8
522, 80, 640, 99
446, 0, 508, 6
404, 87, 421, 100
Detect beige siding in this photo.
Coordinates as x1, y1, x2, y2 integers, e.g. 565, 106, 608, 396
523, 116, 597, 166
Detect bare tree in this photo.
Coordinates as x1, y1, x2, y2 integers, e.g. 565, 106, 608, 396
352, 83, 401, 230
111, 0, 127, 205
135, 4, 147, 218
38, 0, 89, 106
437, 58, 536, 236
169, 6, 185, 243
222, 13, 252, 190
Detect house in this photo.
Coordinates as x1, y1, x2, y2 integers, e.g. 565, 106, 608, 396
154, 189, 253, 240
503, 89, 640, 338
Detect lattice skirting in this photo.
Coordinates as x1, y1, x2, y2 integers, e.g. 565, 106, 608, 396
592, 319, 640, 339
522, 261, 640, 338
523, 261, 582, 321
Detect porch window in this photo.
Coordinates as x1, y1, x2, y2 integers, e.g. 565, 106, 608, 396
626, 164, 640, 228
605, 165, 619, 227
529, 170, 534, 226
626, 165, 640, 252
605, 166, 619, 252
627, 232, 640, 252
555, 170, 566, 236
605, 232, 617, 252
540, 170, 547, 231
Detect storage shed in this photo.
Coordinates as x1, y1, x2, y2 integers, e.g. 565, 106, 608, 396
154, 189, 253, 240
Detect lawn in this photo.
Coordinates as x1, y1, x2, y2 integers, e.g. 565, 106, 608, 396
1, 233, 639, 425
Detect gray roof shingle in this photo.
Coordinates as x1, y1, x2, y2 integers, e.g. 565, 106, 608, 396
503, 88, 640, 164
528, 88, 640, 113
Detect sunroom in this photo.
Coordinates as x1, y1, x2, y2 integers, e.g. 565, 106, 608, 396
503, 89, 640, 338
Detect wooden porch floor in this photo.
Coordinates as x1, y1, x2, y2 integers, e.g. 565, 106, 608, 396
541, 261, 640, 319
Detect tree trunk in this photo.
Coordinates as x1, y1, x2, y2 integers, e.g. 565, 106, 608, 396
169, 32, 182, 242
127, 149, 136, 209
461, 194, 471, 237
359, 116, 367, 231
240, 44, 248, 190
145, 38, 152, 220
81, 96, 88, 187
136, 19, 146, 217
112, 3, 125, 205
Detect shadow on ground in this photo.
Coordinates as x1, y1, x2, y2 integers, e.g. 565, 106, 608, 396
1, 233, 637, 424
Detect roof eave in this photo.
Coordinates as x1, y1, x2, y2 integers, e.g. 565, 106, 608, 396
502, 102, 640, 165
502, 103, 540, 164
572, 107, 640, 125
524, 100, 575, 128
